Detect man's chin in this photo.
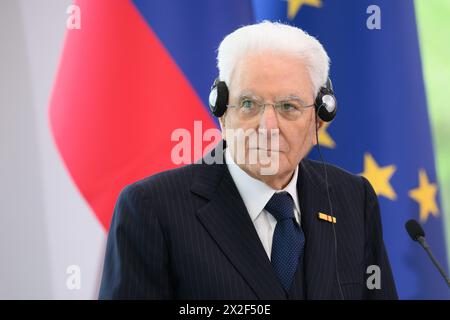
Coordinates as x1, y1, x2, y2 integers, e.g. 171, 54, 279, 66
242, 158, 291, 178
245, 149, 280, 163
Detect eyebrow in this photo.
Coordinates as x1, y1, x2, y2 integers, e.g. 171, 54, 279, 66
276, 95, 308, 106
237, 92, 260, 101
237, 92, 309, 106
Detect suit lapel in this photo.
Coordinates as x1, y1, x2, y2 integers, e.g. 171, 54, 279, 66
296, 159, 338, 299
191, 145, 286, 299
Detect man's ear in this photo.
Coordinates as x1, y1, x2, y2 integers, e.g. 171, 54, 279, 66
218, 114, 226, 140
317, 119, 324, 130
312, 117, 324, 145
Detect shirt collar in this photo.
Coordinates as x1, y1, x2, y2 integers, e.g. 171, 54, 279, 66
225, 148, 300, 222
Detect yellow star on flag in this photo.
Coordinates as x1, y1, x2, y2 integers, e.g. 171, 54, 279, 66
409, 169, 439, 222
360, 153, 397, 200
318, 122, 336, 148
287, 0, 322, 20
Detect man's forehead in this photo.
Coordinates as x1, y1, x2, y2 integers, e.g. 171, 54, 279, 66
237, 90, 308, 101
229, 54, 313, 98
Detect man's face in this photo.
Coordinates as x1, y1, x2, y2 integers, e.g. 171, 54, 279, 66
221, 51, 319, 186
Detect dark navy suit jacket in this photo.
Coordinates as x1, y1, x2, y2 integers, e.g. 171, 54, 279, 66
99, 144, 398, 299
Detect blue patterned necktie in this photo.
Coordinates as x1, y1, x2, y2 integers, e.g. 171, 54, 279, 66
265, 192, 305, 292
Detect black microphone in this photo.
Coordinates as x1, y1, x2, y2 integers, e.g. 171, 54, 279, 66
405, 219, 450, 288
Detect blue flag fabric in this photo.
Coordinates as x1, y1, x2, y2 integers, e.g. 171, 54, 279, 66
131, 0, 449, 299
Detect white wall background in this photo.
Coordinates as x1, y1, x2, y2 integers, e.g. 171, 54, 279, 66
0, 0, 106, 299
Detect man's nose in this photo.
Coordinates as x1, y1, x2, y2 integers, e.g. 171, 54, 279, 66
259, 104, 279, 130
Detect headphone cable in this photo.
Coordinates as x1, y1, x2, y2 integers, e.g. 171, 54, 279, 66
314, 109, 345, 300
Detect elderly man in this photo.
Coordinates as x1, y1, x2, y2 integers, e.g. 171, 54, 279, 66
99, 21, 397, 300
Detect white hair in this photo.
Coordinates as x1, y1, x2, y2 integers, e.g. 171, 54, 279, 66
217, 21, 330, 97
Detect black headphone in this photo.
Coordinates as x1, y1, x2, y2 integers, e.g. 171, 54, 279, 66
208, 77, 337, 122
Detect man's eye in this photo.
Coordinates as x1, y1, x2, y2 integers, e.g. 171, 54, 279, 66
280, 102, 296, 111
241, 100, 255, 109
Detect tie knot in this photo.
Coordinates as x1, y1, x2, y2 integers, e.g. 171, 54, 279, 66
265, 192, 295, 221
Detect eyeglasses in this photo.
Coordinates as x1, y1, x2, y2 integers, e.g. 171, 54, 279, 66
227, 96, 315, 121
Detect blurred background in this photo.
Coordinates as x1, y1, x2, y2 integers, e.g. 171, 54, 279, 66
0, 0, 449, 299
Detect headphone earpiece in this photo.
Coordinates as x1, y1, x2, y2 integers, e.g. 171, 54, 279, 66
209, 78, 229, 117
314, 77, 337, 122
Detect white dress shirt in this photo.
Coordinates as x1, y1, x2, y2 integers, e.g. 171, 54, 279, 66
225, 149, 301, 260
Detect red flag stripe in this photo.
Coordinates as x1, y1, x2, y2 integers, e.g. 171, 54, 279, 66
49, 0, 216, 229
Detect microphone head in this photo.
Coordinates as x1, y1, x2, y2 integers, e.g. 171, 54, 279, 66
405, 219, 425, 241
